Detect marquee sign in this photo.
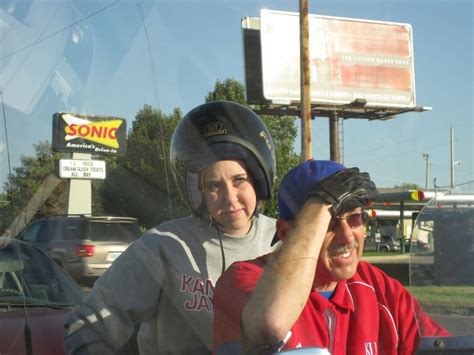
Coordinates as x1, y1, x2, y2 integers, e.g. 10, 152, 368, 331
58, 159, 106, 180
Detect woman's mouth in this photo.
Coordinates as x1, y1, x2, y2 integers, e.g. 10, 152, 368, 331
224, 209, 243, 217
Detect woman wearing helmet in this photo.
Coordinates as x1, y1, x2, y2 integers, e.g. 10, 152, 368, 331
64, 101, 279, 354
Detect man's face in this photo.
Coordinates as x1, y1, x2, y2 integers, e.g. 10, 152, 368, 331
315, 208, 366, 288
201, 160, 257, 236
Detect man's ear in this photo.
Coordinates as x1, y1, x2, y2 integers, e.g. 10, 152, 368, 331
276, 219, 291, 241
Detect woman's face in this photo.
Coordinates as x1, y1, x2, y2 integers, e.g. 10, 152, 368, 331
201, 160, 257, 236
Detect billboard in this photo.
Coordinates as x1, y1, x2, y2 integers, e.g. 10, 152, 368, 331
259, 9, 416, 108
52, 112, 127, 155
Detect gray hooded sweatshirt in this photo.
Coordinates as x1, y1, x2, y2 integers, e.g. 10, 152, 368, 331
64, 214, 277, 354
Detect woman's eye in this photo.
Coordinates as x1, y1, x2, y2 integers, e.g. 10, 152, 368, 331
234, 177, 247, 186
205, 182, 220, 192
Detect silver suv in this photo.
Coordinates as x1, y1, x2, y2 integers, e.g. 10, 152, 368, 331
364, 234, 401, 253
18, 215, 141, 284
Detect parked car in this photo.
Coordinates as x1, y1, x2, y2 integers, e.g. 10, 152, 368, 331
364, 234, 401, 253
0, 236, 85, 354
406, 239, 431, 254
18, 215, 141, 284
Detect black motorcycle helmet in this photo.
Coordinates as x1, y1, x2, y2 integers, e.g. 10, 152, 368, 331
170, 101, 276, 213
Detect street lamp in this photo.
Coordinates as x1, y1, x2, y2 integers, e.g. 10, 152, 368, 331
422, 153, 430, 190
451, 160, 461, 188
450, 126, 461, 189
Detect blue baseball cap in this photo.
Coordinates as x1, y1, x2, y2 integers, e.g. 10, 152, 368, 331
278, 159, 345, 220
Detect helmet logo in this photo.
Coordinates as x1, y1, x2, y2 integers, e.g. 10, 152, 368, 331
259, 130, 273, 151
203, 122, 227, 138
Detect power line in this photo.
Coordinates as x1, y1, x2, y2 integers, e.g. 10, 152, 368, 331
434, 179, 474, 189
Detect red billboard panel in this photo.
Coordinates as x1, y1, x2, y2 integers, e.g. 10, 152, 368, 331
260, 10, 416, 108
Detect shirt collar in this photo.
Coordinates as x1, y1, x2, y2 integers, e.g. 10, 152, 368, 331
310, 280, 354, 312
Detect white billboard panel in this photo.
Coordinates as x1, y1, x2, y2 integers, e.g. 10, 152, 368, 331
260, 9, 416, 108
59, 159, 106, 180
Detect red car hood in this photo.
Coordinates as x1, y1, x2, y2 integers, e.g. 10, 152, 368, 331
0, 307, 72, 355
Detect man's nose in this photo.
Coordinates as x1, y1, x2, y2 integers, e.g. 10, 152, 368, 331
334, 219, 356, 243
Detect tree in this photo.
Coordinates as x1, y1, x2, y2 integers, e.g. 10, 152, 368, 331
100, 105, 187, 228
0, 192, 11, 233
205, 78, 300, 217
205, 78, 247, 105
0, 141, 67, 233
393, 182, 422, 190
0, 140, 140, 234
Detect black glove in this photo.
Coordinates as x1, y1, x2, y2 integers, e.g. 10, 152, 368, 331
307, 167, 378, 216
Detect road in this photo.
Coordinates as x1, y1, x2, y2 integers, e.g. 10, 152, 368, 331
362, 254, 410, 264
431, 314, 474, 336
362, 253, 434, 264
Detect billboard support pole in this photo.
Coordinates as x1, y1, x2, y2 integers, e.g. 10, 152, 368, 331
299, 0, 312, 161
329, 111, 340, 162
66, 152, 92, 216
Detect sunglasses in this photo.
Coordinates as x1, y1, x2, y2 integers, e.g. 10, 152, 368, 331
327, 212, 368, 232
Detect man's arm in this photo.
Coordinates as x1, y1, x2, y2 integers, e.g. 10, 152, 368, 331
241, 197, 331, 350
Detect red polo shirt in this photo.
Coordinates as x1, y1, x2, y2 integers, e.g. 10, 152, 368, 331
212, 257, 449, 354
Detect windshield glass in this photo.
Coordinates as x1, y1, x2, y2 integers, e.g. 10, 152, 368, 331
0, 1, 472, 354
409, 183, 474, 338
0, 237, 85, 306
87, 221, 141, 242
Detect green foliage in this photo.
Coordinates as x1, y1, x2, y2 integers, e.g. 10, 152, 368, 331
0, 141, 67, 232
410, 286, 474, 315
260, 114, 299, 217
205, 78, 299, 218
0, 192, 11, 233
205, 78, 246, 104
393, 182, 422, 190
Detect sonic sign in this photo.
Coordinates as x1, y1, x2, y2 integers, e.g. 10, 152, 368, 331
52, 112, 126, 155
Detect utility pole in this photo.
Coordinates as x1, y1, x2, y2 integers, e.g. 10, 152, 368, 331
299, 0, 312, 161
450, 126, 454, 188
450, 126, 461, 189
422, 153, 430, 190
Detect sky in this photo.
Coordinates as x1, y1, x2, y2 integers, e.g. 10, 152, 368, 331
0, 0, 472, 191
